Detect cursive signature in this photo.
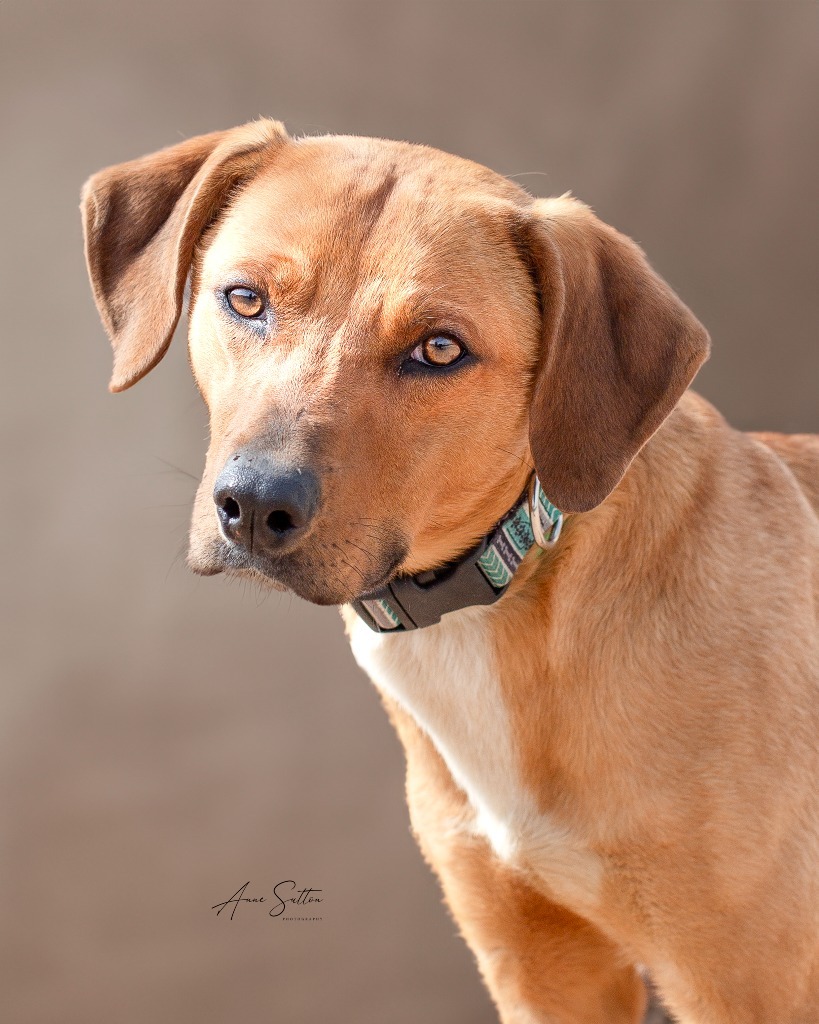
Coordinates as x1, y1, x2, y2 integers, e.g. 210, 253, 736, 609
212, 880, 324, 920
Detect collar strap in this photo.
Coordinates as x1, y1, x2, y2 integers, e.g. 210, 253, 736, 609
351, 477, 563, 632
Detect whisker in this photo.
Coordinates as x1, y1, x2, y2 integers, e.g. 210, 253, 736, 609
339, 556, 367, 583
344, 538, 376, 561
164, 541, 189, 583
150, 455, 200, 482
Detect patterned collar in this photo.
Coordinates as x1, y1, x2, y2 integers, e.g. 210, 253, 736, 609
351, 477, 563, 632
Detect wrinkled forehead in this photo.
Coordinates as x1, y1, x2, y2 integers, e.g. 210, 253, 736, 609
200, 136, 533, 320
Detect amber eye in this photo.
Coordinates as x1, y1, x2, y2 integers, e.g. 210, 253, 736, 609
410, 335, 466, 368
225, 286, 265, 319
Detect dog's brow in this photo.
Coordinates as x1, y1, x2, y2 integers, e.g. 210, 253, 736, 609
347, 276, 476, 349
356, 275, 417, 314
220, 254, 302, 281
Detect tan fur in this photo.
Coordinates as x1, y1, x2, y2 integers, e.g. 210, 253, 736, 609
82, 120, 819, 1024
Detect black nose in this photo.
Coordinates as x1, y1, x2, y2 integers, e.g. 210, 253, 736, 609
213, 451, 320, 554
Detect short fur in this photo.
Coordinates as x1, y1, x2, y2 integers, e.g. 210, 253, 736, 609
82, 120, 819, 1024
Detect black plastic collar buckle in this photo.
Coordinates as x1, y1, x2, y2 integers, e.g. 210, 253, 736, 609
351, 534, 506, 633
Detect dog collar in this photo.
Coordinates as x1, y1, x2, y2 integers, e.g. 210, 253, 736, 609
351, 477, 563, 632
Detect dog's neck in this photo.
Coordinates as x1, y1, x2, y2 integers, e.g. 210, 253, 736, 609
351, 477, 564, 633
349, 390, 711, 640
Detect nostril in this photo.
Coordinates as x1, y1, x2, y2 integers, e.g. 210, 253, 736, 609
266, 509, 295, 534
221, 496, 241, 521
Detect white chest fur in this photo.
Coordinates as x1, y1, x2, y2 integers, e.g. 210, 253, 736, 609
347, 606, 603, 909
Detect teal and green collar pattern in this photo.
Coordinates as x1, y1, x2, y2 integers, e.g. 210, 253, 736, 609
351, 477, 563, 633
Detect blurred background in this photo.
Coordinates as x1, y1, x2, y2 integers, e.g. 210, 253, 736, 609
1, 2, 817, 1021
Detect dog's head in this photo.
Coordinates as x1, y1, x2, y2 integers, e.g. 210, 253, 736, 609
81, 119, 709, 605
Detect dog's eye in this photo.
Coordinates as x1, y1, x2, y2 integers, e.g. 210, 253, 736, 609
410, 335, 466, 368
226, 287, 265, 319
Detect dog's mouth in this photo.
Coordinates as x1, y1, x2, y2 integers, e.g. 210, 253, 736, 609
188, 533, 408, 607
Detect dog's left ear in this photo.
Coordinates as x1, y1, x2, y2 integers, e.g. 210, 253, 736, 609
81, 119, 288, 392
521, 197, 710, 513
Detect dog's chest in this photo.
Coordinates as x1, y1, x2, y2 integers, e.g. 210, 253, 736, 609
347, 608, 602, 908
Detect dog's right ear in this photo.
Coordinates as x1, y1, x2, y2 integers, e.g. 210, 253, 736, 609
81, 119, 289, 392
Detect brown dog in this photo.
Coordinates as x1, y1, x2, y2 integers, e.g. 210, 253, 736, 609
81, 120, 819, 1024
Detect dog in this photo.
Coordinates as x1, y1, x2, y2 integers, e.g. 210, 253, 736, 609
81, 119, 819, 1024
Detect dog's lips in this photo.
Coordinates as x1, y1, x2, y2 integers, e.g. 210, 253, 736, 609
189, 533, 407, 606
196, 542, 289, 589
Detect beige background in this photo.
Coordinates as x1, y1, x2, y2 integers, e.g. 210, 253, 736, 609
1, 2, 817, 1022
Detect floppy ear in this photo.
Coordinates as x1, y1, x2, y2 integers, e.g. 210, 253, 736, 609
522, 197, 710, 513
81, 119, 289, 392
